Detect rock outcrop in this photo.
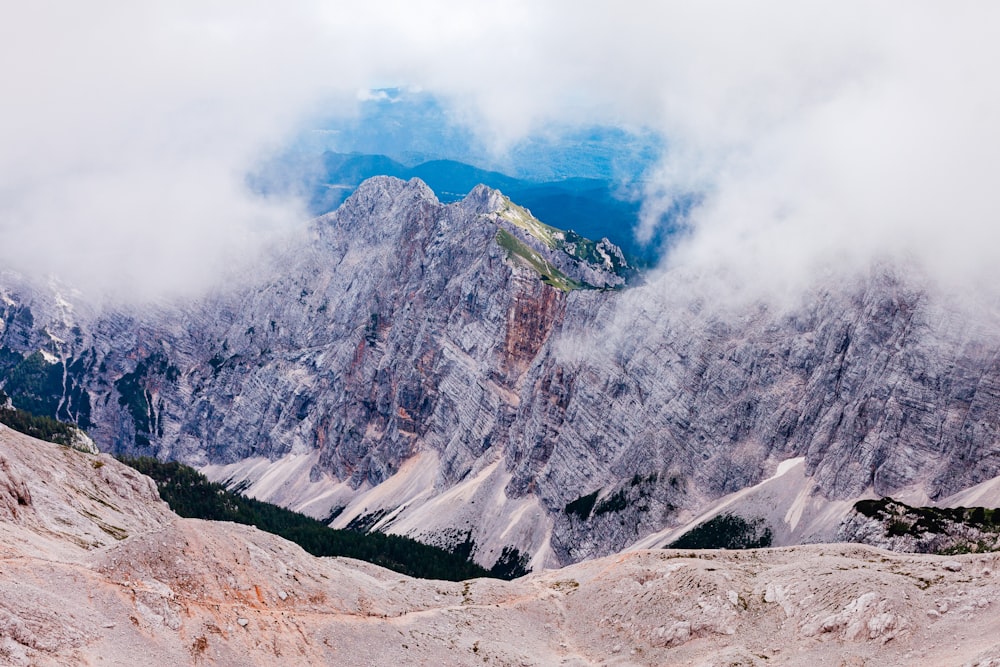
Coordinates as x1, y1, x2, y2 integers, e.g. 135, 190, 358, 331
838, 497, 1000, 554
2, 176, 1000, 569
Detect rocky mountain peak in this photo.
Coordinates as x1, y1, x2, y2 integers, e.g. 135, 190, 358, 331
457, 182, 508, 215
319, 175, 631, 291
345, 173, 440, 207
2, 179, 1000, 571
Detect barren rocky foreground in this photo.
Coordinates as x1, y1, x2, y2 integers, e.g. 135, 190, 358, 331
1, 425, 998, 666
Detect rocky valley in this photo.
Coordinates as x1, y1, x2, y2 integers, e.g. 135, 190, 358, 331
2, 177, 1000, 572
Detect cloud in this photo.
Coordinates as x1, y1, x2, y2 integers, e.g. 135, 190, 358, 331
2, 2, 998, 302
633, 3, 1000, 303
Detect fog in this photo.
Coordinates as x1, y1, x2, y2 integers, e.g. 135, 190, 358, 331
2, 2, 997, 303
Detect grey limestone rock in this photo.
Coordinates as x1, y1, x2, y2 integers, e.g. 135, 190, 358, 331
2, 176, 1000, 567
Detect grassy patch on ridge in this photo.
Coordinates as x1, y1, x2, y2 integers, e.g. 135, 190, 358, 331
496, 229, 582, 292
497, 198, 566, 249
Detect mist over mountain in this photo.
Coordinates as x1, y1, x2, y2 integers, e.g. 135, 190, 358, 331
3, 4, 998, 306
3, 177, 1000, 573
3, 4, 1000, 662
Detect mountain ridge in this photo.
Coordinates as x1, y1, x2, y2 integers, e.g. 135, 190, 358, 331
2, 176, 1000, 570
252, 151, 659, 263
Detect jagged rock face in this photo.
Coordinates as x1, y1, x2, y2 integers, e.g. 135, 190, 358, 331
536, 276, 1000, 561
0, 179, 590, 486
2, 176, 1000, 568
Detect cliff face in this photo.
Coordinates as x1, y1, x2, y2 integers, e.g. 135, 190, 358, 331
2, 176, 1000, 568
519, 272, 1000, 561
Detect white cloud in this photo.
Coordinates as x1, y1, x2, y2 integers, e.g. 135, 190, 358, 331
637, 3, 1000, 302
1, 2, 998, 302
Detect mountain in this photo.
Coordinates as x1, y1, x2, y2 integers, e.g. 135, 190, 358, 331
2, 177, 1000, 572
255, 151, 657, 263
3, 424, 1000, 666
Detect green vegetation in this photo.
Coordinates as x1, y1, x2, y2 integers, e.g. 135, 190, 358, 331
498, 197, 567, 249
0, 389, 80, 447
494, 196, 632, 290
855, 497, 1000, 533
0, 345, 23, 376
668, 514, 773, 550
0, 347, 94, 429
489, 545, 531, 580
63, 352, 94, 429
3, 351, 65, 419
115, 368, 153, 445
853, 497, 1000, 553
118, 456, 528, 581
565, 490, 600, 520
114, 352, 178, 446
594, 489, 629, 516
561, 230, 629, 277
345, 508, 389, 532
496, 229, 582, 292
565, 474, 663, 523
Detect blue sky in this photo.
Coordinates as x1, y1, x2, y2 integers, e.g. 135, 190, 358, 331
1, 2, 998, 301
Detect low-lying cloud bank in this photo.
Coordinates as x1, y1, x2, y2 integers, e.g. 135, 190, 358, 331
1, 2, 997, 303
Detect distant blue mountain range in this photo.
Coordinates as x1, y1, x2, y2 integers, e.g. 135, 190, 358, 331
294, 88, 663, 183
292, 152, 663, 264
255, 89, 672, 264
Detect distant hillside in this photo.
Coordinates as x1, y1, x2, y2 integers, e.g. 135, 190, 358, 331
120, 456, 528, 581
